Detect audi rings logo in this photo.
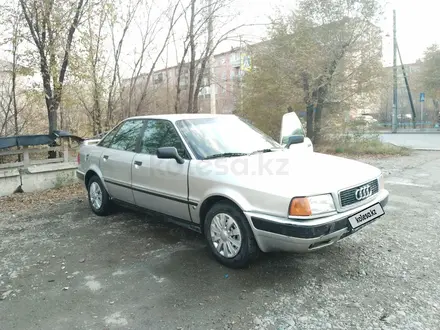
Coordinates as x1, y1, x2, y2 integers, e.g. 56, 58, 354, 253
355, 184, 372, 201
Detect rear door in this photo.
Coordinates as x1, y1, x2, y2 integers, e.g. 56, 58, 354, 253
131, 119, 192, 221
98, 119, 144, 204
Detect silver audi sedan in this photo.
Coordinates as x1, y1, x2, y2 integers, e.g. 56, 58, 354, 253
76, 114, 389, 268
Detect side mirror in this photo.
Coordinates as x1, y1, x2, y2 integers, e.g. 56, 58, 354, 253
156, 147, 185, 164
286, 135, 305, 148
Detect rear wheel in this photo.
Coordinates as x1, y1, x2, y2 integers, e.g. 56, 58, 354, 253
87, 175, 112, 216
204, 201, 259, 268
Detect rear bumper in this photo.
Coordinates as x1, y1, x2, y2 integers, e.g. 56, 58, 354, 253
76, 170, 85, 181
244, 189, 389, 253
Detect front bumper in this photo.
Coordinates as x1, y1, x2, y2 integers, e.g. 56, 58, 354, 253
244, 189, 389, 253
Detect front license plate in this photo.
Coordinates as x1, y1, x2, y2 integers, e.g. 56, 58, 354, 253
348, 203, 384, 229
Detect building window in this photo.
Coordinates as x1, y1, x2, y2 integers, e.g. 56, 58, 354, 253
154, 72, 163, 84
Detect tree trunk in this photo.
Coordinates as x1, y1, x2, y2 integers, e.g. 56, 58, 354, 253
48, 100, 58, 134
306, 103, 314, 140
12, 44, 18, 136
174, 41, 191, 113
314, 103, 323, 145
60, 104, 64, 131
175, 72, 182, 113
314, 83, 330, 145
313, 87, 326, 145
434, 99, 440, 125
47, 100, 58, 159
301, 72, 314, 140
186, 0, 196, 113
193, 51, 210, 113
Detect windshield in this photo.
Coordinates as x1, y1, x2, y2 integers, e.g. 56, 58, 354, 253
175, 116, 281, 159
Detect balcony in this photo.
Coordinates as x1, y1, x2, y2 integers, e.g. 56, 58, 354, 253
231, 58, 240, 68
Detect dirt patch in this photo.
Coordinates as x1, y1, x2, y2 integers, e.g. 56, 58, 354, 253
0, 182, 86, 216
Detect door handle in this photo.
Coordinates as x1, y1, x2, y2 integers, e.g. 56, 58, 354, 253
103, 155, 109, 161
134, 160, 142, 166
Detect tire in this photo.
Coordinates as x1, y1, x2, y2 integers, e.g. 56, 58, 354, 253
204, 201, 260, 268
87, 175, 112, 216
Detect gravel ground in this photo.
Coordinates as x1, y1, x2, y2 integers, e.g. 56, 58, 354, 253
1, 151, 440, 330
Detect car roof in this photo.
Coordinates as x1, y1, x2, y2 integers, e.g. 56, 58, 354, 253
123, 113, 236, 123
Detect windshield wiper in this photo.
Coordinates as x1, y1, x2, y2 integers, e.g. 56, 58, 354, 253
248, 148, 282, 156
204, 152, 248, 160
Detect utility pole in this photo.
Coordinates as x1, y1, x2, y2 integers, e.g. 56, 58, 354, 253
392, 9, 398, 133
208, 0, 216, 114
397, 42, 416, 128
420, 92, 425, 128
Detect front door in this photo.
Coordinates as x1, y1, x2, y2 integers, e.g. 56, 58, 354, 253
131, 119, 192, 221
98, 119, 144, 204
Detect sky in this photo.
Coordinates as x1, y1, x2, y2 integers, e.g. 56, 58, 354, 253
229, 0, 439, 66
0, 0, 438, 78
378, 0, 439, 66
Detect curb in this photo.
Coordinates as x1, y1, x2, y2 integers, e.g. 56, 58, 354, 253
411, 148, 440, 151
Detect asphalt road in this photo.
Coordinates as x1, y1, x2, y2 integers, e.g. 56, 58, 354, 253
1, 151, 440, 330
379, 133, 440, 150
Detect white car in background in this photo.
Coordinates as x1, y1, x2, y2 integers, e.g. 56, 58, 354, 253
353, 114, 378, 125
280, 112, 313, 151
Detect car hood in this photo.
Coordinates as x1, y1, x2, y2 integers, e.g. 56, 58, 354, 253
209, 150, 381, 197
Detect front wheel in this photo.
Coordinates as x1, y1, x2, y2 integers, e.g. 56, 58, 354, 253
87, 175, 112, 216
204, 201, 259, 268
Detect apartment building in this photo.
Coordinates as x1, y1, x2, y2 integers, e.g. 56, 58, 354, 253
121, 48, 249, 116
122, 17, 382, 119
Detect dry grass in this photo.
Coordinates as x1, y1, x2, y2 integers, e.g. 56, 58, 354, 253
316, 139, 411, 158
0, 182, 86, 215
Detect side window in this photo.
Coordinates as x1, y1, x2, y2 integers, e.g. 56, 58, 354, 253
108, 120, 144, 152
140, 120, 186, 158
98, 123, 122, 148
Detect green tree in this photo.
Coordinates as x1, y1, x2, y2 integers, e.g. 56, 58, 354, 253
421, 44, 440, 123
239, 0, 384, 144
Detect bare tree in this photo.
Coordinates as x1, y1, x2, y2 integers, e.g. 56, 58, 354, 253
70, 0, 112, 135
124, 0, 169, 118
0, 79, 13, 136
0, 1, 27, 136
172, 0, 245, 113
129, 0, 183, 117
106, 0, 142, 127
0, 67, 38, 138
19, 0, 88, 137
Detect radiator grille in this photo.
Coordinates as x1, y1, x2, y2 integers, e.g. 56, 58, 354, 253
339, 179, 379, 207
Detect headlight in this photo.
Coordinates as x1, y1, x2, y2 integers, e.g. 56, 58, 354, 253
289, 194, 336, 217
